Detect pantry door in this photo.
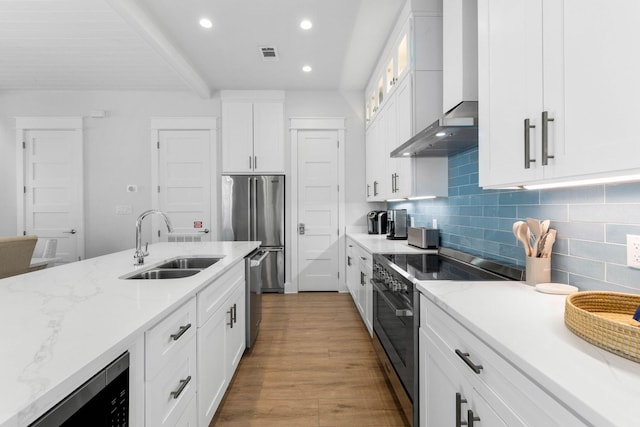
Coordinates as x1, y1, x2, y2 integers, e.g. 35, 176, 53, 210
297, 130, 340, 292
17, 117, 84, 263
151, 118, 217, 242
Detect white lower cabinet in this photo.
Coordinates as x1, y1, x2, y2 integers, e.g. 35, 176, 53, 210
345, 237, 372, 336
420, 328, 507, 427
196, 305, 227, 425
143, 261, 247, 427
197, 262, 246, 427
145, 298, 198, 427
175, 396, 198, 427
420, 295, 585, 426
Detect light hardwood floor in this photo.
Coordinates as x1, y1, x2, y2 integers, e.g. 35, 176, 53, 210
211, 292, 409, 426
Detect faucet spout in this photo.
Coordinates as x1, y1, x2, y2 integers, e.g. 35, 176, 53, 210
134, 209, 173, 265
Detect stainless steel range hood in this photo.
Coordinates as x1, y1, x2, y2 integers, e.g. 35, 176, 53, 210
390, 101, 478, 158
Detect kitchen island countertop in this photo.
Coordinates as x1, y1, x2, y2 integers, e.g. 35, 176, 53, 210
417, 280, 640, 426
0, 241, 259, 427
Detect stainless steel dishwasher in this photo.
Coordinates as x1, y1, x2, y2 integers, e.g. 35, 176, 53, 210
246, 250, 267, 349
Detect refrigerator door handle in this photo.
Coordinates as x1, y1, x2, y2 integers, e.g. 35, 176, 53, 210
252, 177, 258, 241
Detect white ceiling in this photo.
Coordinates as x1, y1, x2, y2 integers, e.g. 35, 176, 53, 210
0, 0, 405, 96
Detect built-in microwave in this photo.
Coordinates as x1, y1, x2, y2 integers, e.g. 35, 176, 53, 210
29, 352, 129, 427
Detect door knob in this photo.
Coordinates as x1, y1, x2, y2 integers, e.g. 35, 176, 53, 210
298, 223, 305, 235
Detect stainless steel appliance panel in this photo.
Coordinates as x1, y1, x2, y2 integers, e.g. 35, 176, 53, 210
221, 175, 251, 241
261, 247, 284, 292
254, 176, 285, 246
246, 250, 267, 348
221, 175, 285, 293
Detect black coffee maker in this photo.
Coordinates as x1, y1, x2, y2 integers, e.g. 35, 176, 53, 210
367, 210, 387, 234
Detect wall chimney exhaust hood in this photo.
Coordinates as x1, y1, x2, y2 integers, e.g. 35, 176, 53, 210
390, 101, 477, 158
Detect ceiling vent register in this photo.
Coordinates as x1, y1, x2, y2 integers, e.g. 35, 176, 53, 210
259, 46, 279, 61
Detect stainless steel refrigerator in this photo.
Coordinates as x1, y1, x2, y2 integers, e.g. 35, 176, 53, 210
221, 175, 285, 292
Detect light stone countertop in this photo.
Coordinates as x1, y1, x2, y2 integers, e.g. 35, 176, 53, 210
0, 241, 259, 427
416, 280, 640, 427
346, 232, 437, 254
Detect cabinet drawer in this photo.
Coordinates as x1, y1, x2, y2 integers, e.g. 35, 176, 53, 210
422, 295, 586, 426
146, 334, 196, 427
146, 298, 197, 380
198, 262, 244, 326
175, 394, 197, 427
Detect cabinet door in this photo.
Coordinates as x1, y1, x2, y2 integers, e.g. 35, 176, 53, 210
226, 285, 246, 378
346, 239, 359, 299
478, 0, 544, 188
197, 306, 228, 427
253, 102, 285, 173
365, 121, 381, 201
392, 76, 414, 198
383, 95, 398, 199
421, 328, 508, 427
222, 102, 254, 173
542, 0, 640, 181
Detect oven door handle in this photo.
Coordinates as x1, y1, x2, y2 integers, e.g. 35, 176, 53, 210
371, 279, 413, 317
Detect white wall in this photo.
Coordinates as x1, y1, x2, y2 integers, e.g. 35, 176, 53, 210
0, 90, 220, 258
0, 89, 367, 261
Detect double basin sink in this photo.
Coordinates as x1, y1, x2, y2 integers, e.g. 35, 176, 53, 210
122, 256, 223, 280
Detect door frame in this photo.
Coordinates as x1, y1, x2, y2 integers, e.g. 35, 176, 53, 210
150, 117, 218, 242
15, 116, 85, 259
289, 117, 346, 293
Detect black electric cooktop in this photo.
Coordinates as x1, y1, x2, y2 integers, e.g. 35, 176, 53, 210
379, 248, 524, 282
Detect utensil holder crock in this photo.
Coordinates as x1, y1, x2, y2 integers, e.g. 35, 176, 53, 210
525, 256, 551, 285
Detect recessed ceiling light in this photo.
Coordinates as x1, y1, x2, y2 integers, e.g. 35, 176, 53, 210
199, 18, 213, 29
302, 65, 312, 73
300, 19, 313, 30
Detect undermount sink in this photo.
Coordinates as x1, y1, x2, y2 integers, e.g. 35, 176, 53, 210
156, 257, 222, 270
126, 269, 202, 280
121, 256, 224, 280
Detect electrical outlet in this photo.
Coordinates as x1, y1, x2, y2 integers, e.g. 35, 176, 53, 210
627, 235, 640, 269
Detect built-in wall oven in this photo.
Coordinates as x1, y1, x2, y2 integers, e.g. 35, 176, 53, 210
29, 352, 129, 426
372, 248, 523, 426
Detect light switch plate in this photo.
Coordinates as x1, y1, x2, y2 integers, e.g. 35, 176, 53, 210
115, 205, 132, 215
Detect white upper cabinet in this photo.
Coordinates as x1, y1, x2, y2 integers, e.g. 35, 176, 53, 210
364, 6, 447, 202
478, 0, 640, 188
221, 91, 285, 174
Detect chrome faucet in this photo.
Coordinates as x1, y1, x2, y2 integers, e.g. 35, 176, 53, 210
134, 209, 173, 265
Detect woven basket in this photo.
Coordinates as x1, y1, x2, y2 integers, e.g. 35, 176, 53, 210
565, 291, 640, 363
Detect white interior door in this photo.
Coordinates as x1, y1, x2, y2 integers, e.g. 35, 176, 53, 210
157, 130, 212, 241
22, 128, 84, 263
297, 130, 339, 291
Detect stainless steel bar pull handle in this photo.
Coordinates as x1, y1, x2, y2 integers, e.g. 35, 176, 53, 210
542, 111, 555, 166
298, 223, 305, 235
524, 119, 536, 169
232, 303, 237, 323
170, 376, 191, 399
63, 229, 77, 234
254, 156, 257, 170
366, 184, 371, 197
456, 393, 468, 427
249, 156, 252, 169
455, 349, 483, 374
227, 308, 233, 328
466, 409, 481, 427
373, 181, 379, 196
170, 323, 191, 341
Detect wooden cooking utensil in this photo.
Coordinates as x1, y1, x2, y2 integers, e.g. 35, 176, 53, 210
527, 217, 542, 257
513, 221, 532, 257
541, 229, 557, 258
